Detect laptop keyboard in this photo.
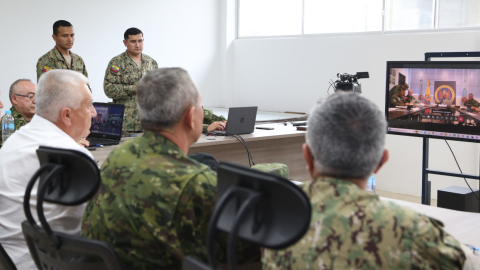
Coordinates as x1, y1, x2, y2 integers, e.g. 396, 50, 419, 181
87, 137, 119, 146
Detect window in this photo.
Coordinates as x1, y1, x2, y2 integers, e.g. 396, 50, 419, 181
238, 0, 302, 37
385, 0, 435, 31
237, 0, 480, 38
437, 0, 480, 29
304, 0, 383, 34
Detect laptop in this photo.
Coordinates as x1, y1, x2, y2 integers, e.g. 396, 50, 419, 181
213, 106, 258, 135
87, 102, 125, 145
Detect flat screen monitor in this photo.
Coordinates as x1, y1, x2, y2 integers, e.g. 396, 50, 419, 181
386, 61, 480, 142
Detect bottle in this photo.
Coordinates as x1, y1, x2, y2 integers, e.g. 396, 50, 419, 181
366, 175, 376, 194
2, 110, 15, 143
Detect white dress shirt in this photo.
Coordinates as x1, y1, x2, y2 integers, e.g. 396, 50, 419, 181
0, 115, 93, 269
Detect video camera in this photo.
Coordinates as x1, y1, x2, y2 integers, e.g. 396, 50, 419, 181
331, 72, 369, 94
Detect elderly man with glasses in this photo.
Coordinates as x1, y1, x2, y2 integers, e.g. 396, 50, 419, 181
9, 79, 36, 128
0, 79, 36, 148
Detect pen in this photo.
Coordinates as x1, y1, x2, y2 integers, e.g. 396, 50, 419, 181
96, 144, 103, 147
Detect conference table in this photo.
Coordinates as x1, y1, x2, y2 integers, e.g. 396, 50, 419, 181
91, 122, 310, 182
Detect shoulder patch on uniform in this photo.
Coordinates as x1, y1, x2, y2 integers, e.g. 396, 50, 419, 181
110, 65, 120, 73
42, 66, 52, 72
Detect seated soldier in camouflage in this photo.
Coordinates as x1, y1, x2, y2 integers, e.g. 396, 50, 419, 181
390, 86, 409, 107
203, 108, 226, 132
464, 93, 480, 112
82, 68, 260, 269
263, 93, 478, 270
0, 79, 36, 147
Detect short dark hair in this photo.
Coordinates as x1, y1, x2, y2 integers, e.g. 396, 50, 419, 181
124, 28, 143, 40
53, 20, 73, 35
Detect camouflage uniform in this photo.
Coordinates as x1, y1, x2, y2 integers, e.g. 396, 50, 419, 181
81, 131, 259, 269
203, 108, 227, 133
0, 107, 29, 148
464, 98, 480, 108
407, 95, 417, 104
252, 163, 289, 179
104, 51, 158, 134
390, 93, 408, 107
36, 47, 89, 89
263, 177, 466, 270
10, 106, 28, 130
389, 84, 409, 98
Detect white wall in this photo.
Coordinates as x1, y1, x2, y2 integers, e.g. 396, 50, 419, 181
0, 0, 222, 111
231, 30, 480, 199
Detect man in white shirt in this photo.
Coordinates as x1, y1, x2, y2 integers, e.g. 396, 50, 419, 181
0, 69, 97, 269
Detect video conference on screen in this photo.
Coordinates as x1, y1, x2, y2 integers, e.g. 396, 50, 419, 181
387, 66, 480, 139
91, 106, 123, 135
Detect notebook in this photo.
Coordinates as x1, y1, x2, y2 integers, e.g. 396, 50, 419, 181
87, 102, 125, 145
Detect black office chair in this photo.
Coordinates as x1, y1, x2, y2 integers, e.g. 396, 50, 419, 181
21, 146, 126, 270
0, 243, 17, 270
183, 162, 311, 270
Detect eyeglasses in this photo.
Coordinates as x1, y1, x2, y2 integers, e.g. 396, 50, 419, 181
15, 94, 35, 101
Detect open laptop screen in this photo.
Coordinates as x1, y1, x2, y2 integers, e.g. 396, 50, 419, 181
91, 103, 124, 137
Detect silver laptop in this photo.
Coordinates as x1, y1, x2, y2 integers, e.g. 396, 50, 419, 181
213, 106, 258, 135
443, 100, 453, 106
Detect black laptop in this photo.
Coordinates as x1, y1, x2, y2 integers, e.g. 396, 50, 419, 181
213, 106, 258, 135
87, 102, 125, 145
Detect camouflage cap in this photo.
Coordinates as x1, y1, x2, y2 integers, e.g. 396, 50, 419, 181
402, 83, 409, 89
252, 163, 289, 179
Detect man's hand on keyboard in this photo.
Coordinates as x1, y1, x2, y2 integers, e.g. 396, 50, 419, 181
77, 138, 90, 147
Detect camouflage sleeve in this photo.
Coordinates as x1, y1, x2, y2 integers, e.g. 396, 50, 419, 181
391, 95, 402, 107
211, 113, 226, 122
104, 59, 136, 100
203, 124, 208, 133
79, 56, 91, 92
411, 215, 465, 269
153, 59, 158, 69
173, 170, 218, 262
36, 56, 52, 82
473, 100, 480, 107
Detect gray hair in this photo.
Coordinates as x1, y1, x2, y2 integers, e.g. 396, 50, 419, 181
9, 79, 32, 103
137, 68, 199, 130
306, 92, 386, 179
36, 70, 88, 122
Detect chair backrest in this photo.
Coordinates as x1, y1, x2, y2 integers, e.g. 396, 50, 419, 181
22, 146, 126, 270
0, 243, 17, 270
183, 162, 311, 270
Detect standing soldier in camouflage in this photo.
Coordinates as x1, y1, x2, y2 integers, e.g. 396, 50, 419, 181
104, 28, 158, 134
464, 93, 480, 112
406, 89, 417, 104
263, 93, 477, 269
36, 20, 89, 89
82, 68, 259, 269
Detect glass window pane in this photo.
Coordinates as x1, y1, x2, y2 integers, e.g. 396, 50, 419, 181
304, 0, 383, 34
386, 0, 434, 31
438, 0, 480, 28
238, 0, 302, 37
